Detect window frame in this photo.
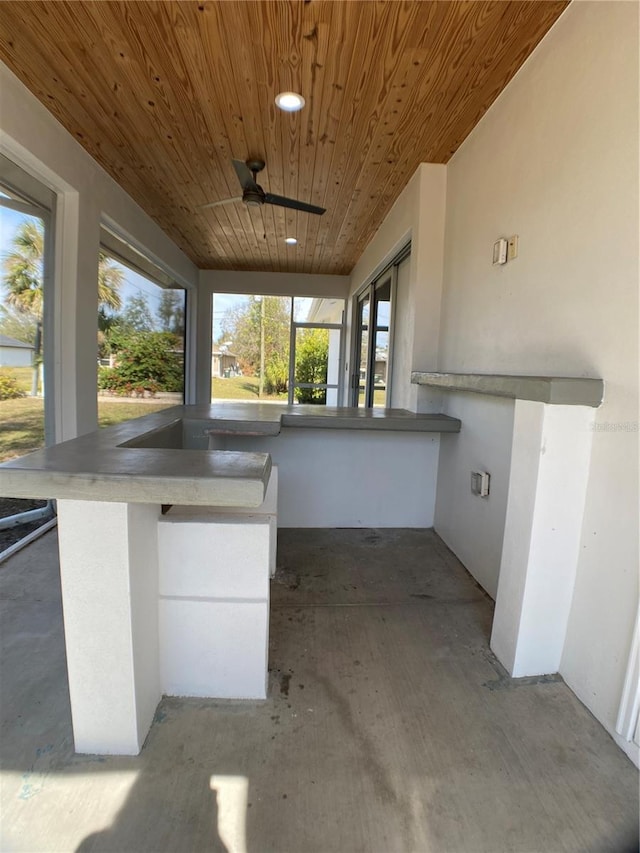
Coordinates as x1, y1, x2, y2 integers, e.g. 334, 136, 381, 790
350, 244, 408, 408
288, 311, 346, 406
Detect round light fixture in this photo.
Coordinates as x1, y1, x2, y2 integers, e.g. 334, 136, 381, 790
275, 91, 305, 112
285, 237, 297, 245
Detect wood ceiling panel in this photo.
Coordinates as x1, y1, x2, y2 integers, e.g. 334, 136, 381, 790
0, 0, 568, 275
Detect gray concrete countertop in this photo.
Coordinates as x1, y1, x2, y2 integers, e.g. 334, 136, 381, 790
199, 402, 462, 434
0, 403, 461, 505
411, 372, 604, 407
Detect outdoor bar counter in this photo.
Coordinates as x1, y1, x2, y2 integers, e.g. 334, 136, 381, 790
0, 403, 460, 755
0, 402, 459, 504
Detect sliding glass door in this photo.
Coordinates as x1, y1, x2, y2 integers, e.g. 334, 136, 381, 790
352, 268, 395, 408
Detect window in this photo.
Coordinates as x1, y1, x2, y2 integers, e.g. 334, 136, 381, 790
0, 155, 55, 454
97, 226, 186, 420
211, 294, 345, 405
351, 245, 408, 408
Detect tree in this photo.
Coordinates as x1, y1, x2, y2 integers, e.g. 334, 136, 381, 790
219, 296, 290, 395
2, 219, 44, 316
97, 253, 123, 312
3, 220, 123, 315
157, 289, 185, 336
120, 293, 154, 332
0, 303, 37, 346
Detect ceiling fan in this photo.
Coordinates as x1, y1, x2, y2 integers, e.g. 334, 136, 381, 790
199, 158, 325, 215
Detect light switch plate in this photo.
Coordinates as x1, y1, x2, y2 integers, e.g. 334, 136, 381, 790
493, 238, 507, 265
471, 471, 490, 497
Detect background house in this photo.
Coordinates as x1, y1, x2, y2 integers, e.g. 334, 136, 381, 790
0, 334, 33, 368
0, 0, 637, 769
211, 347, 240, 378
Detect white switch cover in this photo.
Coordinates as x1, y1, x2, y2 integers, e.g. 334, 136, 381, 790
493, 239, 508, 265
471, 471, 490, 498
508, 235, 519, 260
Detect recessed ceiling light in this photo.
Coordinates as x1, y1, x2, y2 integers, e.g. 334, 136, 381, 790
275, 91, 305, 112
285, 237, 297, 245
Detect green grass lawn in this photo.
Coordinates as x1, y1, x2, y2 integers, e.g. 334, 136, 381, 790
1, 371, 341, 462
211, 374, 288, 401
0, 397, 173, 462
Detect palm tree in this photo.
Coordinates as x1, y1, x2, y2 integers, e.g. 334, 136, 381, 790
3, 219, 44, 316
3, 217, 124, 393
98, 251, 123, 312
3, 219, 123, 316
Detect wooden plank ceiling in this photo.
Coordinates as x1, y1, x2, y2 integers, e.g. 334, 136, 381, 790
0, 1, 567, 275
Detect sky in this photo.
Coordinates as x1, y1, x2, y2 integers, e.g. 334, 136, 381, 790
0, 205, 182, 326
213, 293, 248, 343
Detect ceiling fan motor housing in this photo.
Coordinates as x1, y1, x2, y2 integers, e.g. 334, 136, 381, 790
243, 188, 265, 206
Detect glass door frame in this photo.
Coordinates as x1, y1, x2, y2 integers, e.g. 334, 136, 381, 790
288, 308, 345, 406
350, 264, 398, 408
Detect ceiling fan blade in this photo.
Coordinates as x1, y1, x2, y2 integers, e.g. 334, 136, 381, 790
198, 196, 242, 210
264, 193, 326, 215
232, 159, 260, 191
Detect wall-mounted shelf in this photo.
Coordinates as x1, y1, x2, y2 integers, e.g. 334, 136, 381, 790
411, 372, 604, 407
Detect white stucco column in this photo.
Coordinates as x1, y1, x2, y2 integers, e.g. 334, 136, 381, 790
56, 500, 161, 754
491, 401, 595, 677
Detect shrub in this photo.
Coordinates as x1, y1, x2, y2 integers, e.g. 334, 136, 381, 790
264, 352, 289, 395
98, 331, 183, 394
0, 370, 26, 401
294, 329, 329, 405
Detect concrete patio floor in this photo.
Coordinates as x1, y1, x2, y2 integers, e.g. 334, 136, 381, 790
1, 527, 638, 852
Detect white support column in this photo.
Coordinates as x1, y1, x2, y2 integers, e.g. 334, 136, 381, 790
491, 401, 595, 677
57, 500, 161, 754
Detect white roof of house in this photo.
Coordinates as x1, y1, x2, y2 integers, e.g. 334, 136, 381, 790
0, 334, 34, 350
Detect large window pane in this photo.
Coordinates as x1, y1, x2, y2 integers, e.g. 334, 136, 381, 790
212, 294, 291, 401
97, 252, 186, 425
212, 293, 344, 404
372, 278, 391, 407
355, 296, 370, 407
0, 201, 49, 460
351, 249, 406, 408
0, 165, 55, 550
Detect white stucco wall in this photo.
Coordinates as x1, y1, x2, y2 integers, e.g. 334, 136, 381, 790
212, 429, 439, 528
437, 1, 638, 745
0, 65, 199, 440
434, 393, 515, 599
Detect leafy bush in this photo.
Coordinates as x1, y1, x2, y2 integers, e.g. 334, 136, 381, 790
294, 329, 329, 404
98, 368, 161, 397
98, 331, 183, 395
0, 370, 26, 401
264, 352, 289, 395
